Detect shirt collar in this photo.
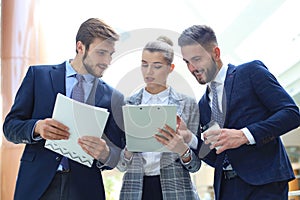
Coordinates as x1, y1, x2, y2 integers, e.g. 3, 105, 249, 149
66, 61, 76, 78
209, 63, 228, 87
142, 87, 170, 104
65, 60, 95, 83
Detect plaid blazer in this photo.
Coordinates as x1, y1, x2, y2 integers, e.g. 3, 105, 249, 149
118, 87, 201, 200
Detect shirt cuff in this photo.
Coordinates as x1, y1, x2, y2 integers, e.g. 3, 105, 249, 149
96, 150, 112, 170
241, 128, 256, 145
188, 133, 198, 149
123, 150, 133, 162
32, 121, 42, 141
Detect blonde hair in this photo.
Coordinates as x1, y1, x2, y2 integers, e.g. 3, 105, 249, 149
143, 36, 174, 65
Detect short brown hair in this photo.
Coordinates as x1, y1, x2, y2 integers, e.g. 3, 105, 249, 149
178, 25, 217, 51
75, 18, 119, 53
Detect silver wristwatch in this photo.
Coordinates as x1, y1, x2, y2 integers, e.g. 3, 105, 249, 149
181, 148, 191, 159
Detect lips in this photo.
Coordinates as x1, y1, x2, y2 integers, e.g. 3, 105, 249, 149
145, 77, 155, 82
193, 69, 204, 76
97, 64, 107, 70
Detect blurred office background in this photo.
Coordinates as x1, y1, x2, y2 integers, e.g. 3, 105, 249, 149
1, 0, 299, 199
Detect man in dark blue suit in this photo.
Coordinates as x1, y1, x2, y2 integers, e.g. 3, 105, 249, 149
178, 25, 300, 200
3, 18, 125, 200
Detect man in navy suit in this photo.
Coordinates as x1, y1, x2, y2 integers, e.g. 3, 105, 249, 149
178, 25, 300, 200
3, 18, 125, 200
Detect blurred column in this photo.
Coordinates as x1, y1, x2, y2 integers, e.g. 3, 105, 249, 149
1, 0, 42, 199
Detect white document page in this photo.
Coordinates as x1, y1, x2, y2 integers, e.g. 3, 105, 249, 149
45, 93, 109, 167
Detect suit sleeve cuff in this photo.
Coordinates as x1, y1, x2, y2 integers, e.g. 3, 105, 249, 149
96, 150, 112, 170
96, 144, 120, 170
32, 120, 42, 142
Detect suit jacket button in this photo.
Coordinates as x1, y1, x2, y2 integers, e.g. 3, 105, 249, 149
56, 157, 60, 161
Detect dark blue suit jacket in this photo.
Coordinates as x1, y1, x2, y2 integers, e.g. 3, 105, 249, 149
3, 62, 125, 200
198, 60, 300, 199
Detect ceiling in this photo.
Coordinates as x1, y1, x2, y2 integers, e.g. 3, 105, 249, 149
38, 0, 300, 100
2, 0, 299, 104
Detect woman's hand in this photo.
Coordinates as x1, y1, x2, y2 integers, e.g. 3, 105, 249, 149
155, 124, 189, 156
176, 116, 193, 144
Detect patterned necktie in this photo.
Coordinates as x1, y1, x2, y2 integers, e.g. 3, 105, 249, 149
60, 74, 85, 171
71, 74, 85, 103
210, 81, 230, 169
210, 81, 224, 127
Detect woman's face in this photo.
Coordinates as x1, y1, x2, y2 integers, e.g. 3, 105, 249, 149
141, 50, 173, 94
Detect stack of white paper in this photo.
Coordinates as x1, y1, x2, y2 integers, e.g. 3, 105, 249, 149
45, 93, 109, 167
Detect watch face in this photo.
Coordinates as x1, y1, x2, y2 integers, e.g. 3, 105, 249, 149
182, 148, 191, 158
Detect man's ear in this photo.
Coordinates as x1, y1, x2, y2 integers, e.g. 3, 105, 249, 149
213, 46, 221, 61
170, 64, 175, 71
76, 41, 85, 54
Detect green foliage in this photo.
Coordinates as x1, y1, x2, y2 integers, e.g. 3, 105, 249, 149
103, 170, 124, 200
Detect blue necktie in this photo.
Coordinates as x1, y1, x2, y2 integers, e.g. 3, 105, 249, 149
210, 81, 230, 169
60, 74, 85, 171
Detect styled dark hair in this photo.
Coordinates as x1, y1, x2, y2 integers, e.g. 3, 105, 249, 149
143, 35, 174, 65
178, 25, 218, 51
75, 18, 119, 53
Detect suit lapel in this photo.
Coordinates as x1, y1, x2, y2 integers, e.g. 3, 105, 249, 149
50, 62, 66, 95
94, 79, 113, 107
168, 87, 184, 116
202, 86, 212, 125
223, 64, 236, 126
86, 78, 99, 106
127, 89, 143, 105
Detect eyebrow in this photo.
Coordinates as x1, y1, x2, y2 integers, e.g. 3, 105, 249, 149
141, 60, 163, 65
182, 58, 188, 63
96, 48, 115, 55
191, 55, 201, 60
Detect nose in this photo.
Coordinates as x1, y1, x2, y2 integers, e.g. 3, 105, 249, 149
103, 55, 112, 65
146, 66, 154, 74
187, 62, 196, 72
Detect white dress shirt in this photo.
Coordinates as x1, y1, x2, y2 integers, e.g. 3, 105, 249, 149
141, 87, 170, 176
125, 86, 198, 175
209, 64, 255, 145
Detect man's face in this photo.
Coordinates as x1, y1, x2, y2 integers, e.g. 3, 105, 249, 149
181, 44, 218, 84
82, 38, 115, 78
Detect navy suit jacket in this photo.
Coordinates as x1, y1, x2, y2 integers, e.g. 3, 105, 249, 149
3, 62, 125, 200
197, 60, 300, 199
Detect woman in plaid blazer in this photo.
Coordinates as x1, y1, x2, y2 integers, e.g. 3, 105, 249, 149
117, 36, 201, 200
